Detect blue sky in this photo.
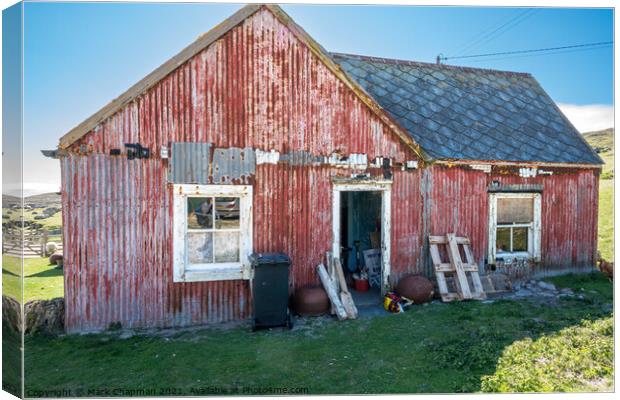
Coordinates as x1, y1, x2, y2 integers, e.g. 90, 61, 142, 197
14, 2, 616, 194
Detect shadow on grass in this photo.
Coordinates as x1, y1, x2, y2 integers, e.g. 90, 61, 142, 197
2, 268, 20, 278
26, 267, 63, 278
23, 272, 613, 395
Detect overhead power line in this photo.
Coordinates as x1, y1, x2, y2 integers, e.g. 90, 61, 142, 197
451, 9, 537, 57
440, 41, 613, 62
464, 43, 613, 64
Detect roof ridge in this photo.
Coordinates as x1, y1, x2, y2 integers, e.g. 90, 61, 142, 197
331, 52, 533, 78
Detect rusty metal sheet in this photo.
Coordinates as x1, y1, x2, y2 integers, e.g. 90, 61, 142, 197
212, 147, 255, 184
279, 150, 320, 166
169, 142, 212, 184
61, 152, 599, 332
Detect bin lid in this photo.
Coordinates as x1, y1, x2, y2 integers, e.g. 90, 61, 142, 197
249, 252, 291, 265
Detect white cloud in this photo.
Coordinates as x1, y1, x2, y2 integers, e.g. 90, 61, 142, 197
557, 103, 614, 133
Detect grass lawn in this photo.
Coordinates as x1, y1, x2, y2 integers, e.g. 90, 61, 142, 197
598, 179, 614, 260
22, 272, 612, 395
2, 255, 64, 302
583, 128, 614, 259
2, 325, 21, 397
482, 273, 613, 392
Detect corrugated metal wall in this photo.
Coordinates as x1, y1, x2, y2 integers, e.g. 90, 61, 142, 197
61, 156, 424, 332
427, 165, 599, 276
61, 8, 418, 332
427, 166, 491, 266
62, 154, 253, 331
390, 169, 426, 279
488, 167, 599, 271
61, 6, 599, 332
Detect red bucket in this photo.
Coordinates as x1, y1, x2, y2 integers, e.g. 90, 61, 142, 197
354, 278, 370, 292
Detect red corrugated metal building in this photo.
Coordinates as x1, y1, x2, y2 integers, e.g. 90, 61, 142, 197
51, 4, 602, 332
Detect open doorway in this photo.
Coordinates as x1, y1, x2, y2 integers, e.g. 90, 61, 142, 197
332, 180, 391, 304
340, 191, 382, 305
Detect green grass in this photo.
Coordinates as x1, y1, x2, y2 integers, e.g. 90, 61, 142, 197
598, 179, 614, 260
23, 272, 612, 395
481, 316, 613, 392
2, 324, 22, 397
481, 273, 614, 392
583, 128, 614, 259
2, 255, 64, 303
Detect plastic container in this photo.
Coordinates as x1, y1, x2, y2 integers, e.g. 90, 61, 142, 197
354, 277, 370, 292
249, 252, 293, 330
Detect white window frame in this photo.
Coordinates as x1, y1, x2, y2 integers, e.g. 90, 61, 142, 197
173, 184, 253, 282
488, 192, 541, 264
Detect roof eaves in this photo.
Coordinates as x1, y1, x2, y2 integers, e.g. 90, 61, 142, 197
435, 158, 603, 169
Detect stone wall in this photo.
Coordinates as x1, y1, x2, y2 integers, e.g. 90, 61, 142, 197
2, 295, 21, 333
2, 295, 64, 335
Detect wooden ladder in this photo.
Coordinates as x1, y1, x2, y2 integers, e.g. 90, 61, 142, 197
429, 233, 486, 301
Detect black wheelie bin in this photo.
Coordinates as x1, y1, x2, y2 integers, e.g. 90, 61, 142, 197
249, 252, 293, 331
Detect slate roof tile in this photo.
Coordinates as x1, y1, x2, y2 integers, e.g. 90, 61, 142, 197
332, 53, 602, 164
437, 97, 452, 108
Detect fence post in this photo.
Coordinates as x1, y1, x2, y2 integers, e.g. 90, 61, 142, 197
40, 230, 48, 257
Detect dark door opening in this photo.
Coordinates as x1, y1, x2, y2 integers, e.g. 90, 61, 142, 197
339, 190, 382, 306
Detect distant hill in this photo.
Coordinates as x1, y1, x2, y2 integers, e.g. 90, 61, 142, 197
583, 128, 614, 151
26, 192, 61, 205
583, 128, 614, 178
2, 192, 61, 209
2, 195, 21, 208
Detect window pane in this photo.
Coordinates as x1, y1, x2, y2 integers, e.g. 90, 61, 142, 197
188, 197, 213, 229
188, 232, 213, 263
496, 228, 511, 253
215, 197, 240, 229
214, 232, 240, 262
512, 227, 529, 252
497, 197, 534, 224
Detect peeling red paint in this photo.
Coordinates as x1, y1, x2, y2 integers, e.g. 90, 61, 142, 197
428, 165, 599, 274
61, 9, 416, 332
61, 8, 599, 333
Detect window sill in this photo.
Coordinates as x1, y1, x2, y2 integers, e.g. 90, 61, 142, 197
497, 252, 530, 258
495, 253, 535, 265
174, 264, 251, 282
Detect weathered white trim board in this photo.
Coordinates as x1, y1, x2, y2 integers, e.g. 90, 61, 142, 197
488, 192, 541, 265
331, 180, 392, 294
173, 184, 253, 282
